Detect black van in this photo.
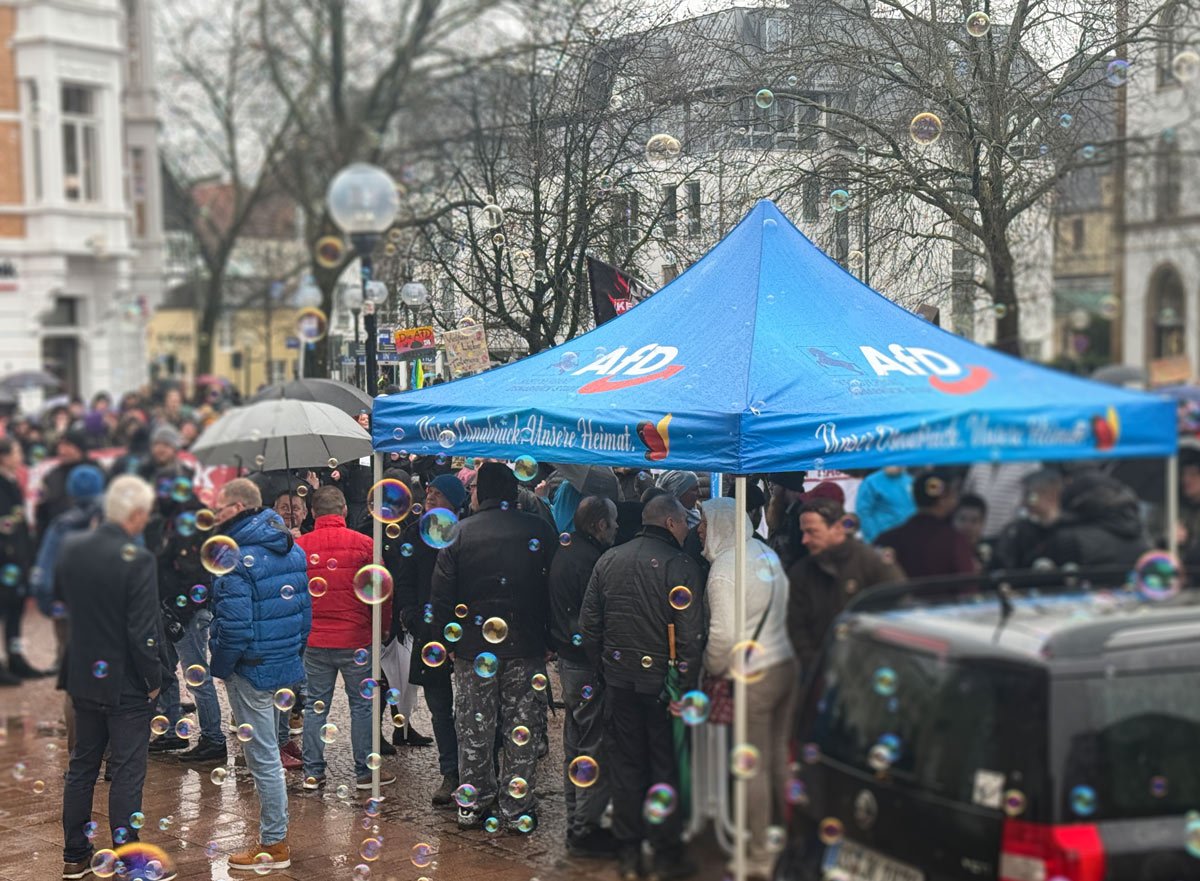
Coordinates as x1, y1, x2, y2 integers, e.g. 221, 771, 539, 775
778, 568, 1200, 881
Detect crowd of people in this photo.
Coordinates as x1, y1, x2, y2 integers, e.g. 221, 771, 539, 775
0, 384, 1183, 881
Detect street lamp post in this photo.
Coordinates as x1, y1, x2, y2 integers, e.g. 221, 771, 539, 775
343, 284, 364, 388
327, 163, 400, 395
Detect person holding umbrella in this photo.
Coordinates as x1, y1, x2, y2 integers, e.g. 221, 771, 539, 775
699, 497, 795, 881
579, 494, 705, 881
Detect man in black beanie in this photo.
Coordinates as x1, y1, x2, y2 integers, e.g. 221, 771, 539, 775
430, 461, 557, 831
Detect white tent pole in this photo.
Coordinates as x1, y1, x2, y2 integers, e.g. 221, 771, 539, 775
733, 475, 747, 881
371, 452, 383, 800
1167, 454, 1179, 559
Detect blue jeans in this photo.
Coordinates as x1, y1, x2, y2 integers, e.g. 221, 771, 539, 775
302, 647, 373, 779
225, 673, 289, 845
423, 677, 458, 776
175, 610, 225, 745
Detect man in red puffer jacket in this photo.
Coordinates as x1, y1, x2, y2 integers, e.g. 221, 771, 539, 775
295, 486, 395, 790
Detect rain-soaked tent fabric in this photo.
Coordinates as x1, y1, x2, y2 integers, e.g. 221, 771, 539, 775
373, 199, 1175, 476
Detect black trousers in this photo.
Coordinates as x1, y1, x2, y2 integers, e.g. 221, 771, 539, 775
62, 696, 153, 862
605, 685, 683, 852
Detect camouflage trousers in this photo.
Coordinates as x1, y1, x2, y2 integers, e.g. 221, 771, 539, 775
453, 655, 548, 820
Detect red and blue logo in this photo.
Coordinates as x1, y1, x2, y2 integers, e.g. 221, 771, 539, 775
573, 344, 684, 395
857, 345, 992, 396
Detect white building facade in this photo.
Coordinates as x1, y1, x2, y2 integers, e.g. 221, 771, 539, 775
0, 0, 163, 404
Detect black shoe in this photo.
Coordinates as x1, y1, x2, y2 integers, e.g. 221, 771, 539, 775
8, 654, 52, 678
457, 806, 485, 830
647, 851, 697, 881
378, 739, 397, 756
148, 735, 189, 753
103, 764, 112, 781
0, 666, 22, 686
398, 726, 433, 747
176, 738, 227, 762
432, 772, 459, 807
568, 827, 618, 859
180, 701, 196, 713
618, 847, 642, 880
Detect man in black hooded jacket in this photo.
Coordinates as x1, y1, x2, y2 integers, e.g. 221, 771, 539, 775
1043, 471, 1149, 568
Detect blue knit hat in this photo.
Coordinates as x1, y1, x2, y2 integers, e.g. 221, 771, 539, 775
428, 474, 467, 510
66, 464, 106, 500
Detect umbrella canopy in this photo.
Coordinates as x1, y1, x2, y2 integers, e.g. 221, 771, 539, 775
190, 399, 371, 469
373, 201, 1175, 470
1157, 383, 1200, 403
1091, 364, 1148, 387
1, 370, 61, 391
554, 464, 620, 499
0, 387, 16, 407
248, 378, 373, 418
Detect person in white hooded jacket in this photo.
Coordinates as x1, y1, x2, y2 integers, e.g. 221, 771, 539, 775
699, 497, 798, 880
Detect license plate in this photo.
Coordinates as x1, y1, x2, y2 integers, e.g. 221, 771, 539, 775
822, 839, 924, 881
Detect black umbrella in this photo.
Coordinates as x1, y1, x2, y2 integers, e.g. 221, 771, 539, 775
248, 378, 373, 417
0, 370, 62, 391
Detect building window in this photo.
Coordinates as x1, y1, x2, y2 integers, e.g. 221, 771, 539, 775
1158, 3, 1182, 88
661, 185, 677, 237
611, 190, 639, 250
662, 263, 679, 285
25, 81, 43, 200
61, 85, 100, 202
1154, 139, 1182, 219
802, 175, 819, 222
218, 314, 234, 352
1071, 217, 1085, 251
1148, 264, 1185, 359
686, 181, 701, 237
130, 147, 147, 237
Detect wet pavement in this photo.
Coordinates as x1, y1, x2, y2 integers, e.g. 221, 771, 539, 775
0, 612, 730, 880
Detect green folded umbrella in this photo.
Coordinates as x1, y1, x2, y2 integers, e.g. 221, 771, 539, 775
662, 623, 691, 818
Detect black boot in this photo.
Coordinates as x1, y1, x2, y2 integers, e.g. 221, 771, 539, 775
176, 738, 227, 762
7, 654, 51, 678
148, 734, 190, 753
0, 665, 21, 686
431, 772, 459, 807
398, 725, 433, 747
618, 846, 642, 881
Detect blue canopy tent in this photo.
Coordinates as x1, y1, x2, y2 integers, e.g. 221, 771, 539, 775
369, 200, 1178, 880
373, 201, 1175, 470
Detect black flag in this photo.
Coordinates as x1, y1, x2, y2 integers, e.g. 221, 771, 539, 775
587, 256, 646, 325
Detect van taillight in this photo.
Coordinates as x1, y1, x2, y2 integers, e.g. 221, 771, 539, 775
999, 819, 1106, 881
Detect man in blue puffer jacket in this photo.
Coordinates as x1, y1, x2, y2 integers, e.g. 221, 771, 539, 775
208, 477, 309, 872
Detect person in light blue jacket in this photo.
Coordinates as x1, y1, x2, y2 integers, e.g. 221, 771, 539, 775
208, 478, 309, 871
855, 467, 916, 543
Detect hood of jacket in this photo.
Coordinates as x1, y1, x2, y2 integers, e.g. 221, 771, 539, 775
223, 507, 295, 555
701, 497, 754, 563
1061, 473, 1143, 540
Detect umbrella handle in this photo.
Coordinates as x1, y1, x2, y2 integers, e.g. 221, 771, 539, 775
667, 622, 676, 661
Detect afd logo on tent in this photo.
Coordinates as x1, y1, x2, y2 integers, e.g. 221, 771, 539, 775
572, 344, 684, 394
860, 345, 993, 395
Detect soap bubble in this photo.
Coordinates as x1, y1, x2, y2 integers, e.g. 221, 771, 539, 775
421, 642, 447, 667
755, 88, 774, 109
482, 616, 509, 644
200, 535, 240, 576
437, 428, 456, 448
352, 564, 393, 605
1059, 112, 1073, 129
729, 639, 766, 683
965, 10, 990, 37
91, 850, 119, 878
731, 744, 761, 778
175, 718, 195, 738
1174, 50, 1200, 82
419, 508, 460, 548
150, 715, 170, 736
92, 659, 110, 678
1003, 789, 1026, 817
210, 767, 228, 785
319, 723, 338, 743
479, 203, 504, 228
511, 725, 531, 745
873, 667, 898, 696
909, 112, 943, 146
669, 585, 692, 610
296, 307, 328, 342
531, 672, 548, 691
1070, 784, 1096, 816
559, 532, 572, 546
368, 479, 413, 523
513, 455, 538, 481
568, 755, 600, 787
508, 776, 529, 798
474, 652, 499, 678
443, 622, 463, 642
184, 665, 207, 687
679, 690, 711, 725
237, 723, 254, 742
454, 783, 478, 807
829, 189, 851, 212
1105, 58, 1129, 87
643, 783, 677, 823
1133, 550, 1182, 600
360, 678, 378, 699
818, 817, 844, 845
273, 688, 295, 711
646, 133, 682, 162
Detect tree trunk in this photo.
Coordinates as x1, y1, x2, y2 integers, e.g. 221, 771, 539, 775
195, 271, 226, 376
985, 223, 1021, 355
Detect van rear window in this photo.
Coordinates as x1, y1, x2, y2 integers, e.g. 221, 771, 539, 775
804, 633, 1048, 813
1059, 669, 1200, 819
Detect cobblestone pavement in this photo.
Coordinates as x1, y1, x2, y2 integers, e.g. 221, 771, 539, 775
0, 612, 731, 881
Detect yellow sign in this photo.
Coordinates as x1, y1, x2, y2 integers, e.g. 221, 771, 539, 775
441, 326, 491, 377
1149, 355, 1192, 387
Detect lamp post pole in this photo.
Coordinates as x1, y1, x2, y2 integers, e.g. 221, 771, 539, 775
351, 307, 362, 388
